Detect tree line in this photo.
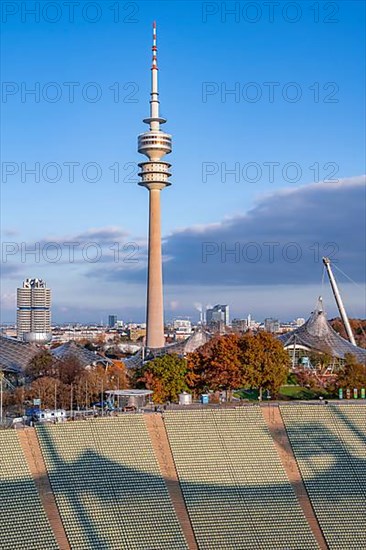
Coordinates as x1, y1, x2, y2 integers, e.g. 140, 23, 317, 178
135, 332, 290, 403
3, 352, 127, 411
3, 333, 365, 411
135, 334, 366, 404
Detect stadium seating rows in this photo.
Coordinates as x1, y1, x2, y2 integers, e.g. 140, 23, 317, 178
37, 416, 188, 550
2, 405, 366, 549
280, 404, 366, 550
164, 408, 319, 550
0, 431, 58, 550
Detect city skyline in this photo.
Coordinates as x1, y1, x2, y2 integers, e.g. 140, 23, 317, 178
1, 1, 365, 324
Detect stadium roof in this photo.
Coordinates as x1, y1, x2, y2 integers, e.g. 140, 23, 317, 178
51, 341, 112, 367
279, 301, 366, 363
124, 328, 212, 368
0, 334, 39, 374
148, 328, 212, 358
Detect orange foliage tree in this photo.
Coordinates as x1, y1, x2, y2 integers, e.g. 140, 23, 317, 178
337, 353, 366, 390
187, 334, 242, 400
21, 353, 127, 411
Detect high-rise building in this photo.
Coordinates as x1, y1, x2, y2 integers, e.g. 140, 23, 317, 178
232, 318, 248, 332
108, 315, 117, 328
138, 22, 172, 349
264, 317, 280, 334
206, 305, 230, 327
17, 278, 52, 343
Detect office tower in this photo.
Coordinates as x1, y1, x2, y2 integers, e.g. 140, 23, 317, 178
17, 278, 52, 343
108, 315, 117, 328
206, 305, 230, 326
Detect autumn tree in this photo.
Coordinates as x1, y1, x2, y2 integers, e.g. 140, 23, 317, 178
25, 377, 70, 409
73, 362, 127, 408
24, 349, 127, 410
239, 332, 290, 398
55, 357, 84, 385
187, 334, 242, 400
337, 354, 366, 389
136, 354, 188, 404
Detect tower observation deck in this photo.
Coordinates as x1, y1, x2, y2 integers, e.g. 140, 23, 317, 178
138, 22, 172, 349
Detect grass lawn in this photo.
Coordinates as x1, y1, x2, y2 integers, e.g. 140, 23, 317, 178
235, 385, 330, 401
278, 385, 328, 400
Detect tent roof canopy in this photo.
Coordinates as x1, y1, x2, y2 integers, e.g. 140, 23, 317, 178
279, 299, 366, 363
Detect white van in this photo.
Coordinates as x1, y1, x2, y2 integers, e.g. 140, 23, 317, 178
34, 409, 67, 423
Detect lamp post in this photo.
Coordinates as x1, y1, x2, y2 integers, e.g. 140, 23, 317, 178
70, 383, 73, 420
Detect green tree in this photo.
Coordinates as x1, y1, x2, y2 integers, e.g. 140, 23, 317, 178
137, 354, 188, 403
239, 332, 290, 398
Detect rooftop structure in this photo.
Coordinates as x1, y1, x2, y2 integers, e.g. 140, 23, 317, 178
51, 341, 112, 367
279, 298, 366, 364
0, 334, 39, 374
105, 389, 153, 410
124, 328, 212, 368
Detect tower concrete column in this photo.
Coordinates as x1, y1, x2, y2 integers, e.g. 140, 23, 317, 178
138, 22, 172, 350
146, 187, 164, 348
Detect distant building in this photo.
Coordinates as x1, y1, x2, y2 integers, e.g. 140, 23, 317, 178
128, 327, 146, 342
246, 314, 260, 331
108, 315, 118, 328
17, 278, 51, 344
232, 319, 248, 332
173, 319, 192, 340
51, 325, 108, 343
264, 318, 280, 334
206, 305, 230, 327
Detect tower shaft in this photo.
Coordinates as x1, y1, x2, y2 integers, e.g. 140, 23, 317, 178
146, 188, 165, 348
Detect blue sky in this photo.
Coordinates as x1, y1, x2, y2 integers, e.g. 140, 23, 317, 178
1, 0, 365, 323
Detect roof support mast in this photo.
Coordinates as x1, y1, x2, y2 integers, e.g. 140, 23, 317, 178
322, 257, 356, 346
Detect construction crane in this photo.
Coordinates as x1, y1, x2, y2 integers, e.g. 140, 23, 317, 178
322, 257, 357, 346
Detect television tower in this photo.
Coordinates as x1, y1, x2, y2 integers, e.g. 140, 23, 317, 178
138, 22, 172, 349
